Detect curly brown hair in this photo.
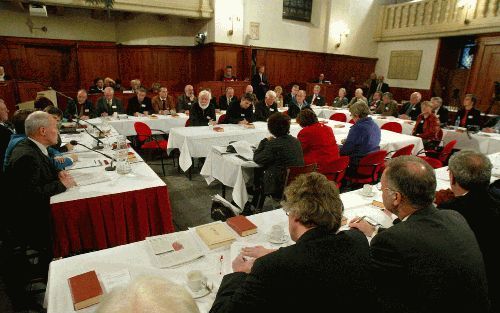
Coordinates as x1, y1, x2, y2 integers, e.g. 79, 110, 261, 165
296, 108, 318, 127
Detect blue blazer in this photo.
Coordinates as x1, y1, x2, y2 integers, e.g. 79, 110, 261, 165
340, 117, 381, 165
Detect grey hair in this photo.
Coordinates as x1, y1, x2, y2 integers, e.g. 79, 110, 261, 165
355, 88, 363, 94
385, 156, 436, 210
77, 89, 87, 96
431, 96, 442, 105
411, 92, 422, 101
104, 87, 114, 94
25, 111, 51, 136
198, 89, 211, 100
448, 150, 492, 190
265, 90, 277, 98
349, 101, 370, 119
339, 88, 346, 94
96, 276, 199, 313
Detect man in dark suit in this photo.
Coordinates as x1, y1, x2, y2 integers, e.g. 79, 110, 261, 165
456, 93, 481, 128
210, 172, 375, 312
88, 77, 104, 94
225, 93, 254, 124
96, 87, 124, 116
0, 99, 14, 176
251, 65, 269, 101
313, 73, 327, 84
64, 89, 96, 120
187, 90, 216, 127
374, 75, 389, 94
399, 91, 422, 120
218, 87, 238, 111
287, 90, 310, 119
350, 156, 490, 313
254, 90, 278, 122
283, 84, 299, 107
127, 88, 152, 116
177, 84, 197, 113
305, 85, 325, 106
4, 111, 75, 310
430, 96, 449, 126
437, 151, 499, 312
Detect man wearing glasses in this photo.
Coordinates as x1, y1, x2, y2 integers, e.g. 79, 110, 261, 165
210, 173, 375, 312
349, 156, 490, 313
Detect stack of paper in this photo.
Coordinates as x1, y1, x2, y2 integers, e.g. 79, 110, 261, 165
146, 231, 204, 268
229, 141, 255, 160
72, 172, 111, 186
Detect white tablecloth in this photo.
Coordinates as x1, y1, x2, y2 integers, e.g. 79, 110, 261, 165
312, 106, 351, 121
442, 130, 500, 154
45, 191, 393, 313
371, 116, 415, 135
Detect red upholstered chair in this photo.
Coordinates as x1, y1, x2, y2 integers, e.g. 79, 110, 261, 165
330, 113, 347, 122
381, 121, 403, 134
417, 140, 457, 168
134, 121, 170, 176
217, 114, 227, 124
390, 144, 414, 158
284, 163, 318, 188
418, 156, 443, 168
321, 156, 350, 188
185, 118, 190, 127
348, 119, 355, 124
345, 150, 388, 185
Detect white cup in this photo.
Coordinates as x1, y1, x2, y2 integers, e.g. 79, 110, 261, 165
186, 270, 207, 292
270, 225, 285, 242
362, 184, 373, 195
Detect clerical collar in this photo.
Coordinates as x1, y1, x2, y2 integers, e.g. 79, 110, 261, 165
28, 137, 49, 157
160, 97, 166, 101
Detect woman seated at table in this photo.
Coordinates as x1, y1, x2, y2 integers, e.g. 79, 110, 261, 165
249, 113, 304, 212
340, 101, 381, 168
187, 90, 216, 127
296, 109, 339, 180
332, 88, 349, 108
456, 93, 481, 128
274, 86, 284, 108
412, 101, 442, 149
375, 92, 398, 117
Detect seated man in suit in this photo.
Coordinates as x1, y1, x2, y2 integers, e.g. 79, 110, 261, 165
96, 87, 124, 116
151, 86, 176, 114
187, 90, 216, 127
211, 172, 375, 312
283, 84, 299, 107
64, 89, 96, 120
369, 91, 383, 111
348, 88, 368, 107
177, 84, 197, 113
456, 93, 481, 128
436, 150, 499, 311
483, 116, 500, 133
225, 93, 254, 124
254, 90, 278, 122
313, 73, 327, 84
399, 91, 422, 120
4, 111, 76, 310
431, 96, 449, 127
127, 87, 152, 116
349, 156, 490, 313
306, 85, 325, 106
375, 92, 398, 117
218, 87, 238, 111
128, 79, 142, 93
88, 77, 105, 94
287, 90, 310, 119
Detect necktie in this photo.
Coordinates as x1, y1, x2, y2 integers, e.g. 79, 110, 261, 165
312, 95, 316, 104
161, 99, 166, 109
377, 83, 382, 91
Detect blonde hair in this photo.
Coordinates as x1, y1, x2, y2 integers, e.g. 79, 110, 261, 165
281, 172, 343, 231
96, 276, 199, 313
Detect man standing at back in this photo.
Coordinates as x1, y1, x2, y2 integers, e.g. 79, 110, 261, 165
251, 65, 269, 101
350, 156, 490, 313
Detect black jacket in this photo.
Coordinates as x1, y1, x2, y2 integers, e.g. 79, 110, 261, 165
210, 228, 375, 313
96, 97, 124, 116
188, 102, 216, 127
0, 123, 14, 175
127, 96, 152, 115
177, 94, 197, 113
435, 105, 449, 126
251, 73, 269, 101
370, 206, 490, 313
4, 138, 66, 249
253, 134, 303, 196
287, 102, 310, 119
456, 107, 481, 127
253, 100, 278, 122
218, 95, 238, 111
399, 101, 421, 121
305, 94, 325, 106
438, 189, 500, 311
64, 100, 96, 120
225, 102, 253, 124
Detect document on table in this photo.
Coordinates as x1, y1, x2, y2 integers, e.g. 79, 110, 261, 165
230, 140, 255, 160
100, 269, 131, 292
67, 159, 105, 170
148, 231, 204, 268
71, 171, 112, 186
228, 241, 272, 273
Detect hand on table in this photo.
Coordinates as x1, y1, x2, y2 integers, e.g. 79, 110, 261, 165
241, 246, 275, 259
59, 171, 76, 188
65, 143, 74, 151
101, 112, 108, 117
349, 217, 376, 237
232, 253, 255, 273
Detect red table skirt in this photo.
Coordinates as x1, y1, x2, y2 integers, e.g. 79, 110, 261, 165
50, 186, 174, 257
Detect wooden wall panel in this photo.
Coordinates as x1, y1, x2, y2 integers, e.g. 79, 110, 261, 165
389, 87, 432, 103
0, 82, 18, 116
77, 45, 119, 90
152, 48, 191, 91
118, 47, 155, 89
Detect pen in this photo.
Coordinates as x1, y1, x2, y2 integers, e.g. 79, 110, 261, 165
353, 216, 366, 223
219, 255, 224, 275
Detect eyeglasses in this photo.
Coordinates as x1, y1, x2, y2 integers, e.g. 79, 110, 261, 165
282, 208, 290, 216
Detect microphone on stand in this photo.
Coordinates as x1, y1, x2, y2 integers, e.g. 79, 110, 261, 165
75, 116, 105, 150
70, 140, 116, 171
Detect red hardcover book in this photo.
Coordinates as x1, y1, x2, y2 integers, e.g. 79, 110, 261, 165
226, 215, 258, 237
68, 270, 103, 310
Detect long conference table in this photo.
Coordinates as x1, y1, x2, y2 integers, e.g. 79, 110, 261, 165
51, 122, 175, 257
44, 152, 500, 313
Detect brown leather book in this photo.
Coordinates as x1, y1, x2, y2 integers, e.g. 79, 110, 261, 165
68, 270, 103, 310
226, 215, 258, 237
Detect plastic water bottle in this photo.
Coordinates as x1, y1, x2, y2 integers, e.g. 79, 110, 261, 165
454, 116, 460, 127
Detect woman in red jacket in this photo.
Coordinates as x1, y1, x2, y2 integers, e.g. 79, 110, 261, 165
412, 101, 442, 149
296, 109, 340, 179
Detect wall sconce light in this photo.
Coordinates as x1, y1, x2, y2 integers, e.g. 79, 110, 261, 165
227, 16, 240, 36
457, 0, 476, 25
331, 21, 350, 49
335, 31, 349, 48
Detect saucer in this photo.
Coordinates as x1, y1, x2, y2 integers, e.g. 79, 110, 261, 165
359, 190, 376, 197
186, 284, 211, 299
267, 233, 288, 244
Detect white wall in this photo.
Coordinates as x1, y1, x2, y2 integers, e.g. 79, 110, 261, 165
375, 39, 440, 89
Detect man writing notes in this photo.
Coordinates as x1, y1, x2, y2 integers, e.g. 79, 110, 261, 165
210, 172, 375, 312
225, 93, 254, 124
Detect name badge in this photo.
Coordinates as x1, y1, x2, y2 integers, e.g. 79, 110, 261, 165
206, 116, 211, 119
85, 109, 89, 113
187, 102, 192, 106
468, 115, 473, 119
420, 120, 424, 124
317, 97, 320, 99
241, 113, 245, 117
385, 107, 389, 111
411, 108, 416, 110
112, 105, 117, 109
141, 104, 146, 107
270, 108, 275, 112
